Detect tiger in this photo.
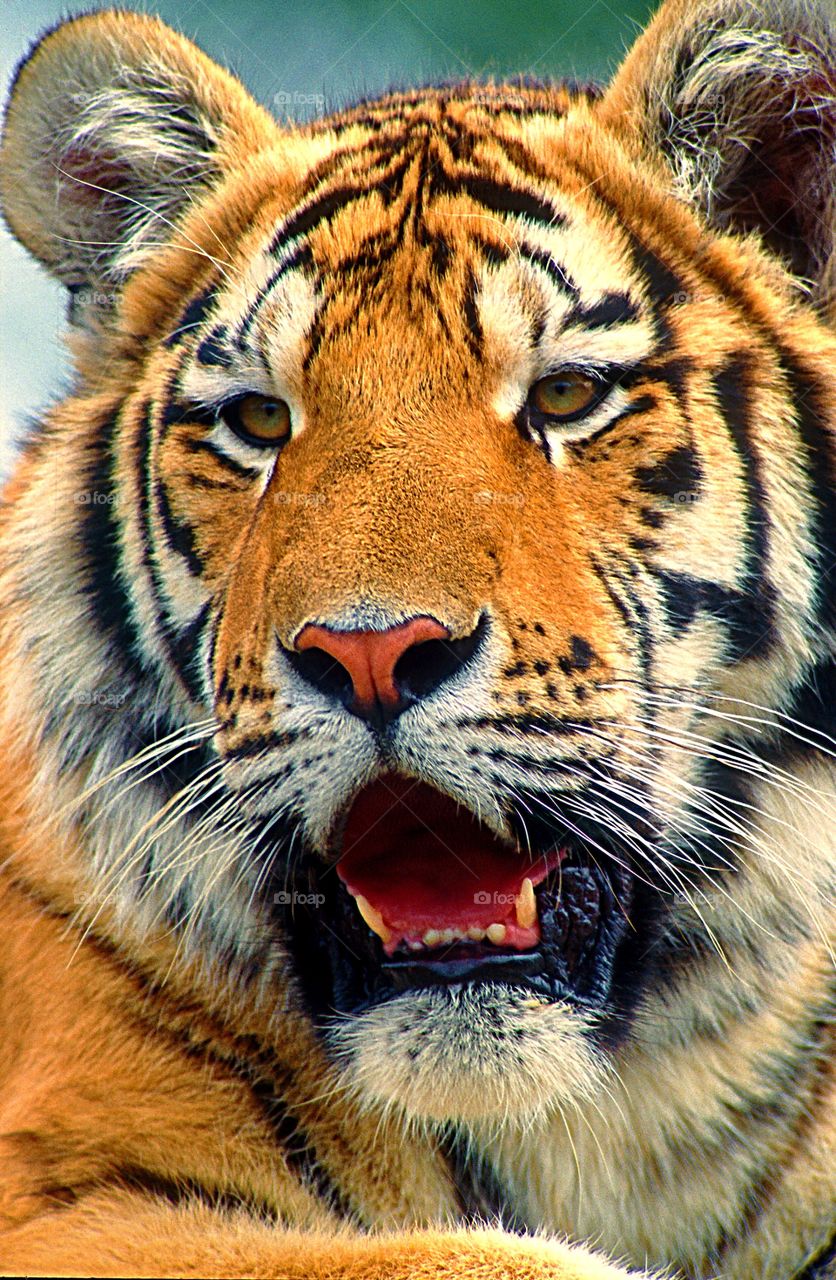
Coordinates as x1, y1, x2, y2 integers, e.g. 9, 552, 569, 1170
0, 0, 833, 1276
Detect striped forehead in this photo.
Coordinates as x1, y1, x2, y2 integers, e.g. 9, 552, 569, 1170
179, 120, 659, 397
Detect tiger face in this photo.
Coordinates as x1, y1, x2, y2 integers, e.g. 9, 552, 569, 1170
2, 2, 834, 1132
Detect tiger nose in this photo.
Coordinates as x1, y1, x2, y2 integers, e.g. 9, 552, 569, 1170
290, 616, 454, 726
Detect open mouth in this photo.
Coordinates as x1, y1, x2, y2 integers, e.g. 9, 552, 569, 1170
336, 775, 563, 955
281, 775, 643, 1027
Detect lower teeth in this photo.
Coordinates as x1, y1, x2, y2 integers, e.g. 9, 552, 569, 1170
404, 922, 511, 951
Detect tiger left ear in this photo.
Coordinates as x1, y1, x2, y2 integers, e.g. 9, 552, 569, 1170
0, 11, 279, 299
600, 0, 836, 319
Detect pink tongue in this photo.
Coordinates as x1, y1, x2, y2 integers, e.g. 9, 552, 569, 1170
336, 778, 561, 934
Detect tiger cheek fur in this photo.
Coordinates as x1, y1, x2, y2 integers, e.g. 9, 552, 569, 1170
0, 3, 834, 1279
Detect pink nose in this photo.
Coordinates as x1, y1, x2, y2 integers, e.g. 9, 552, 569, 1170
295, 616, 449, 715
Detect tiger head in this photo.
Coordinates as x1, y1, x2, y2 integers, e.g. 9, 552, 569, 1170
1, 0, 834, 1124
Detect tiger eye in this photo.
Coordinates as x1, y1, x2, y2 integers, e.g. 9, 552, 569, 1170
530, 371, 601, 421
223, 394, 291, 445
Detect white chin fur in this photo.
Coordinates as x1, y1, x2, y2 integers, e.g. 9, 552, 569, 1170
330, 984, 610, 1125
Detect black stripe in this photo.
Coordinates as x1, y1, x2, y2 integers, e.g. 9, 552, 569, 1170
250, 1078, 357, 1222
428, 231, 452, 277
756, 657, 836, 769
454, 172, 564, 229
624, 232, 685, 351
429, 166, 566, 231
627, 232, 685, 308
169, 602, 213, 704
591, 556, 636, 632
7, 873, 356, 1225
472, 234, 510, 268
797, 1233, 836, 1278
623, 355, 694, 404
569, 393, 656, 446
589, 552, 661, 792
566, 291, 640, 329
678, 753, 748, 877
462, 266, 483, 358
76, 410, 147, 671
712, 354, 776, 656
163, 286, 217, 348
608, 563, 655, 692
181, 474, 244, 493
514, 404, 551, 460
781, 657, 836, 748
196, 325, 233, 367
138, 398, 207, 703
437, 1125, 524, 1231
7, 873, 355, 1224
708, 997, 836, 1274
518, 241, 579, 298
634, 445, 702, 500
653, 569, 764, 646
111, 1164, 279, 1221
777, 350, 836, 630
269, 186, 368, 257
454, 712, 601, 735
589, 552, 650, 687
182, 437, 262, 481
331, 230, 399, 280
155, 477, 204, 577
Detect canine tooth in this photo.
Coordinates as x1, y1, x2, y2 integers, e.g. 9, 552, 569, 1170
467, 926, 485, 941
516, 877, 537, 930
486, 922, 507, 944
355, 894, 392, 944
423, 928, 442, 947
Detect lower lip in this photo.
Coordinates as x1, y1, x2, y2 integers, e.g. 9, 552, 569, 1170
382, 943, 547, 988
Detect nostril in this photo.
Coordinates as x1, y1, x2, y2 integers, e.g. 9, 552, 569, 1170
393, 613, 489, 702
287, 645, 354, 707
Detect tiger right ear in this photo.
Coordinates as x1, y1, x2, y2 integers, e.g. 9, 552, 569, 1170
0, 10, 278, 293
601, 0, 836, 320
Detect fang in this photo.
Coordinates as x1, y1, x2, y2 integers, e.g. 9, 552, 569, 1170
515, 877, 537, 930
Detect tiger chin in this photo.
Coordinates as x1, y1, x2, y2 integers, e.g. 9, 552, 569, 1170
0, 1, 834, 1279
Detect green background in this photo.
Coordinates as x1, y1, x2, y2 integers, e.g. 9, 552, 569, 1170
1, 0, 656, 468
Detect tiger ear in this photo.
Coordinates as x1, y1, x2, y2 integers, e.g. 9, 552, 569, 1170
600, 0, 836, 317
0, 10, 278, 295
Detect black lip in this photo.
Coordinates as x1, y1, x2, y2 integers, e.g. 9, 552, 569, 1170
382, 944, 548, 988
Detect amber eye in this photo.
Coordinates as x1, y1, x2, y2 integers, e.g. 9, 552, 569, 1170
220, 394, 292, 446
529, 370, 604, 422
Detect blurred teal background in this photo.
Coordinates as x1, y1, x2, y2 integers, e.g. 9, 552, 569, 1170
1, 0, 655, 472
